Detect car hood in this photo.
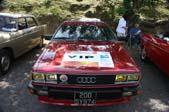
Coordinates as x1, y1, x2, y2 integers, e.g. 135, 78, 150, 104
33, 40, 140, 74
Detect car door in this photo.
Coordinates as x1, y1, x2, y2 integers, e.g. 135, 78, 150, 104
155, 37, 169, 75
10, 17, 30, 57
25, 17, 42, 48
148, 35, 169, 75
148, 35, 161, 63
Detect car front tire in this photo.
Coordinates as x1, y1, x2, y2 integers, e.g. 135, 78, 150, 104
0, 50, 12, 75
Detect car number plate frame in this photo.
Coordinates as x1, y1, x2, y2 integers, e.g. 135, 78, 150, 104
74, 91, 97, 105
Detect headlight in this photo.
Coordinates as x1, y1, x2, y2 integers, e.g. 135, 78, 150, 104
127, 75, 139, 81
32, 73, 58, 83
115, 74, 127, 82
32, 73, 45, 81
46, 74, 57, 81
115, 74, 140, 84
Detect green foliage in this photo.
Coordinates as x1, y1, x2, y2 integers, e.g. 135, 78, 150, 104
3, 0, 169, 23
115, 6, 126, 16
123, 0, 160, 12
121, 0, 169, 22
95, 0, 116, 20
123, 0, 132, 11
6, 0, 71, 20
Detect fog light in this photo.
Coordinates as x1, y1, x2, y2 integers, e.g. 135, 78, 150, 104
122, 92, 133, 96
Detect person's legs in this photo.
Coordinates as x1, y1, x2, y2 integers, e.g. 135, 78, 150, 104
134, 35, 141, 45
130, 35, 139, 48
131, 37, 135, 46
117, 32, 126, 41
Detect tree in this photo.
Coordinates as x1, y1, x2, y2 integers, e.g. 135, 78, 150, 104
0, 0, 3, 4
123, 0, 160, 21
0, 0, 4, 11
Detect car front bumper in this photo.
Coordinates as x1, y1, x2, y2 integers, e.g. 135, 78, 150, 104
28, 81, 141, 106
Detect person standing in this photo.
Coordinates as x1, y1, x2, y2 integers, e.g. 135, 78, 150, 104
116, 13, 129, 41
128, 23, 141, 47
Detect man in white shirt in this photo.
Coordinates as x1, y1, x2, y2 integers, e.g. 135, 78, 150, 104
116, 14, 128, 41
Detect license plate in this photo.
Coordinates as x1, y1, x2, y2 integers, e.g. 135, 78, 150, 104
74, 91, 96, 105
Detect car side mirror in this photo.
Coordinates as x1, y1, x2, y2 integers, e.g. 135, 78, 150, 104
154, 34, 163, 38
43, 35, 52, 40
163, 37, 169, 42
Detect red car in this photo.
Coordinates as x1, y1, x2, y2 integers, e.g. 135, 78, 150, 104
28, 18, 141, 106
141, 32, 169, 76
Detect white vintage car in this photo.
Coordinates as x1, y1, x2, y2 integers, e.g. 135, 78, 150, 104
0, 13, 46, 75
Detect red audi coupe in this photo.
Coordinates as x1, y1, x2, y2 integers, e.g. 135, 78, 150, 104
141, 32, 169, 76
28, 18, 141, 106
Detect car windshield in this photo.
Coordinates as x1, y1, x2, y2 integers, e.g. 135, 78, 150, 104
0, 16, 17, 32
54, 24, 117, 41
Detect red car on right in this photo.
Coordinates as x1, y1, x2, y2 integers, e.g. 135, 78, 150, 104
141, 32, 169, 76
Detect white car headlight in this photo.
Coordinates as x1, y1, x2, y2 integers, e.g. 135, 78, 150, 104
46, 74, 57, 81
127, 74, 139, 81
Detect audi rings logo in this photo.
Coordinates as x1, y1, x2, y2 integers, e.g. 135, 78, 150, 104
76, 77, 96, 84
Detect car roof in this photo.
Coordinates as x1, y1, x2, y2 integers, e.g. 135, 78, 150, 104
0, 13, 34, 18
62, 18, 108, 27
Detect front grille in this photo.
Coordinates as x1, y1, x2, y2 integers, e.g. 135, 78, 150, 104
57, 74, 116, 85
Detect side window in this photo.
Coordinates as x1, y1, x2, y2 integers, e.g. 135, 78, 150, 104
18, 17, 27, 30
26, 17, 37, 28
0, 17, 17, 32
0, 17, 5, 28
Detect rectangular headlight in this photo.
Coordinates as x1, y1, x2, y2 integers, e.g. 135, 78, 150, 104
127, 75, 139, 81
115, 74, 140, 84
32, 73, 45, 81
46, 74, 57, 81
115, 74, 127, 82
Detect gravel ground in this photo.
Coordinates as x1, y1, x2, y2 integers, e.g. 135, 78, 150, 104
0, 45, 169, 112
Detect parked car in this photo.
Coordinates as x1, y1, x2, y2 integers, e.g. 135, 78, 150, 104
0, 13, 46, 75
28, 18, 141, 106
141, 32, 169, 76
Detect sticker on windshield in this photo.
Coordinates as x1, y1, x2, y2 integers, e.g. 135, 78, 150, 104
61, 51, 114, 68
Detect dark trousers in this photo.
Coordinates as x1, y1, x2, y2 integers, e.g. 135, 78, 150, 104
117, 37, 127, 42
131, 35, 140, 46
